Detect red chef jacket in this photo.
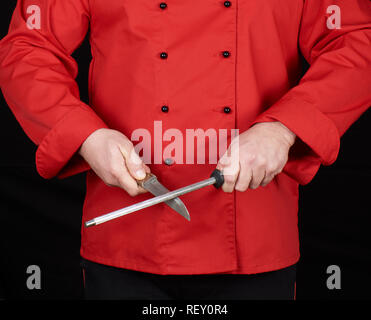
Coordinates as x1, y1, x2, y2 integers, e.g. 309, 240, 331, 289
0, 0, 370, 275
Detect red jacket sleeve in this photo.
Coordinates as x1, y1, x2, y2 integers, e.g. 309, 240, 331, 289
0, 0, 108, 179
252, 0, 371, 185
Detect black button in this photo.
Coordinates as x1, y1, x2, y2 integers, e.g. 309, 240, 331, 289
222, 51, 230, 58
223, 106, 231, 114
160, 52, 168, 59
224, 1, 231, 7
161, 105, 169, 112
159, 2, 167, 9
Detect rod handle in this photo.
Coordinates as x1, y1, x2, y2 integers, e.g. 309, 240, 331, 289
210, 169, 224, 189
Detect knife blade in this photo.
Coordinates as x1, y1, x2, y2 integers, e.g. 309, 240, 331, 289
137, 173, 190, 221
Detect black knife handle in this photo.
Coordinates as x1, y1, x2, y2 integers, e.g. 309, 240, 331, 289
210, 169, 224, 189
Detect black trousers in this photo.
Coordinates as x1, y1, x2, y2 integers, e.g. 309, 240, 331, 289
80, 258, 296, 300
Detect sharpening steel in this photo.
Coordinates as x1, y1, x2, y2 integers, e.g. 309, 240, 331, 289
85, 169, 224, 227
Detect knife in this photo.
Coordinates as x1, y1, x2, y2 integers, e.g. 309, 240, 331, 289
85, 170, 224, 228
137, 173, 190, 221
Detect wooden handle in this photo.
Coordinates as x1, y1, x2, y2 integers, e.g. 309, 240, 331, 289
136, 173, 156, 188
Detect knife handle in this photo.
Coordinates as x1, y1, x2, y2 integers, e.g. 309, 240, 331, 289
136, 173, 156, 188
210, 169, 224, 189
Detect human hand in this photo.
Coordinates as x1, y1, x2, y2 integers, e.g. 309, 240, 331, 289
78, 128, 150, 196
216, 122, 296, 192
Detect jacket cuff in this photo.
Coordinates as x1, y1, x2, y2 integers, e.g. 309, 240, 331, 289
250, 95, 340, 184
36, 106, 108, 179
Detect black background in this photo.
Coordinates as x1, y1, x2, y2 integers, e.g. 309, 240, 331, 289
0, 1, 370, 300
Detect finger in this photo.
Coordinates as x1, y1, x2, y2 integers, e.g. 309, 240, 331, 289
217, 144, 240, 193
119, 144, 146, 180
143, 164, 151, 173
249, 168, 266, 189
235, 166, 252, 192
116, 164, 146, 196
217, 161, 240, 193
222, 169, 239, 193
261, 173, 275, 187
133, 164, 152, 193
111, 146, 146, 195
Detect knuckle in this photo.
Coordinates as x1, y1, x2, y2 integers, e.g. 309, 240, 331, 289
277, 155, 288, 168
257, 156, 267, 168
264, 175, 275, 185
109, 166, 122, 179
218, 156, 232, 167
224, 175, 237, 184
245, 153, 256, 164
103, 176, 117, 187
124, 139, 134, 151
266, 163, 276, 174
217, 161, 227, 169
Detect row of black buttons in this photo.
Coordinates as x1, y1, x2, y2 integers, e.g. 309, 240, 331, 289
161, 50, 230, 59
159, 1, 232, 166
159, 2, 232, 60
161, 51, 230, 59
161, 105, 231, 114
159, 1, 232, 9
159, 2, 232, 115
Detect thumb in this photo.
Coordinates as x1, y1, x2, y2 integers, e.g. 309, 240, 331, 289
123, 147, 147, 180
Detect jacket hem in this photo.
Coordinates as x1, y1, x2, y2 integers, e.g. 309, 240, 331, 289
80, 250, 300, 275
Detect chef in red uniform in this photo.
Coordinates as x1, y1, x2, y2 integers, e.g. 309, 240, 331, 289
0, 0, 370, 299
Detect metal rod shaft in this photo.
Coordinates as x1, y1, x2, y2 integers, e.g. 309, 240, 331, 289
85, 177, 216, 227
